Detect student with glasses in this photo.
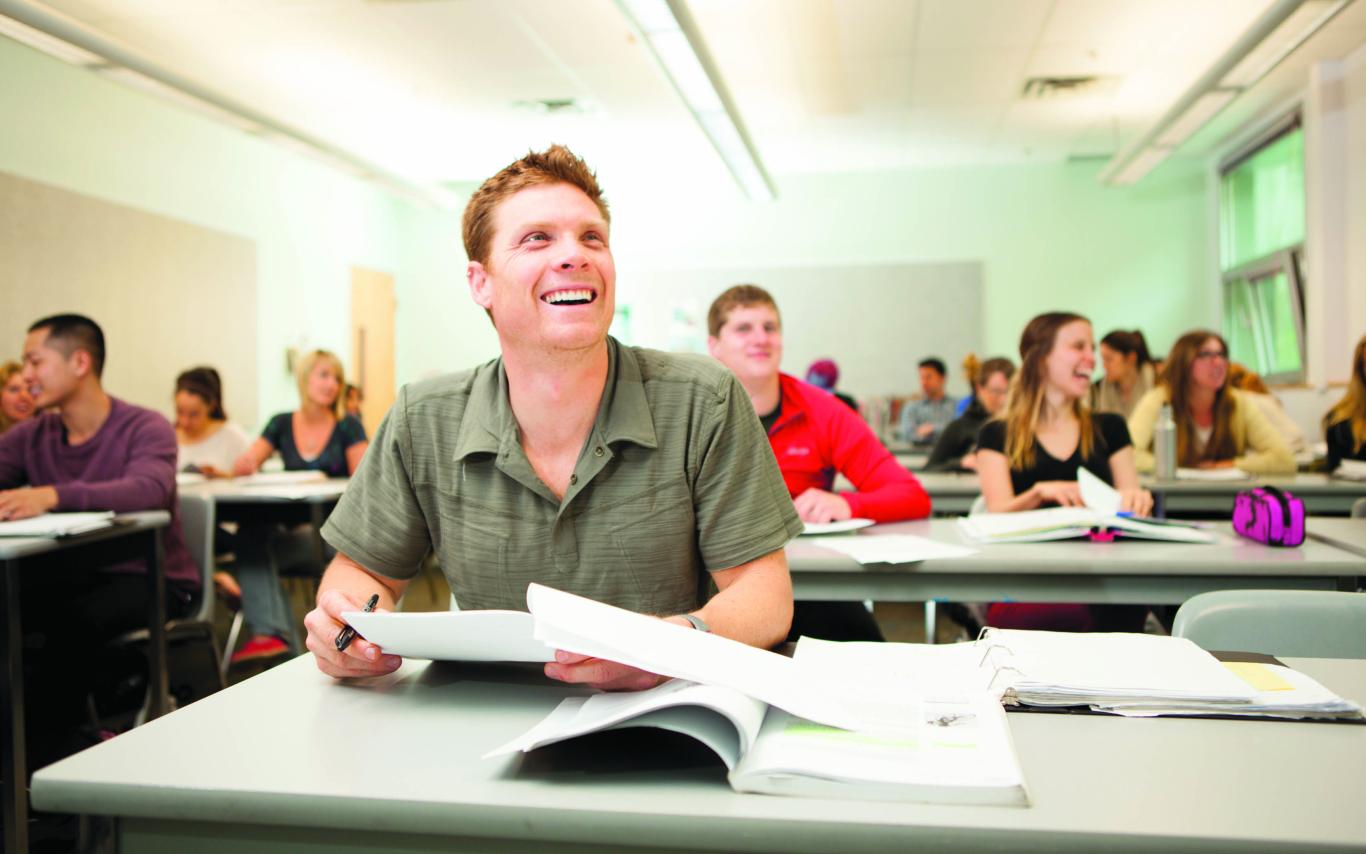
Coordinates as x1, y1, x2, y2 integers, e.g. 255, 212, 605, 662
1128, 330, 1294, 474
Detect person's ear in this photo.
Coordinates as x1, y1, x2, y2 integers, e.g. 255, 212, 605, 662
70, 349, 93, 379
706, 336, 721, 359
468, 261, 492, 311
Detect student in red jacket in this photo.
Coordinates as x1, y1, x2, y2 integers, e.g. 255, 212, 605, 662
707, 285, 930, 640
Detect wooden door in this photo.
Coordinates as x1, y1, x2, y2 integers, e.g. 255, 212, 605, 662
350, 268, 396, 437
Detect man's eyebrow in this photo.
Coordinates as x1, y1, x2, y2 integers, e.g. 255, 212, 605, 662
509, 217, 609, 234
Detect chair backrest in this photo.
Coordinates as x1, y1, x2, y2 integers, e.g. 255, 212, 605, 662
1173, 590, 1366, 659
177, 491, 217, 623
1352, 497, 1366, 518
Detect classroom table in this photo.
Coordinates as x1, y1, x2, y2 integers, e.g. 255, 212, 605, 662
1, 511, 170, 854
909, 472, 1366, 518
1307, 517, 1366, 559
787, 519, 1365, 605
182, 478, 347, 572
30, 654, 1366, 853
1147, 473, 1364, 516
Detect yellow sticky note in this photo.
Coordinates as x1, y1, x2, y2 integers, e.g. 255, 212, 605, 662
1223, 661, 1293, 692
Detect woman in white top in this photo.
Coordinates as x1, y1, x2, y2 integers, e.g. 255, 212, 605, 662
175, 366, 250, 477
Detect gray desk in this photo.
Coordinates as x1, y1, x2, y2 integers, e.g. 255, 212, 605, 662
914, 472, 981, 515
183, 479, 347, 570
1308, 517, 1366, 559
1149, 473, 1365, 516
31, 655, 1366, 853
788, 519, 1364, 605
1, 511, 170, 854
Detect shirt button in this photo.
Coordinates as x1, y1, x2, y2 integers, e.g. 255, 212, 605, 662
569, 474, 578, 485
594, 446, 604, 457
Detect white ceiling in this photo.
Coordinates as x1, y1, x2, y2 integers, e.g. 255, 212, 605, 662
14, 0, 1366, 194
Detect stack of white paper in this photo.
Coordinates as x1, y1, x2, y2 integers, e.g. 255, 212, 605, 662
803, 534, 978, 564
1096, 660, 1363, 719
801, 518, 874, 536
1174, 466, 1249, 481
1331, 459, 1366, 481
0, 512, 116, 538
337, 610, 555, 662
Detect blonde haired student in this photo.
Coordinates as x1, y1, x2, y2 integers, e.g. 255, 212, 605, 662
1323, 334, 1366, 472
227, 349, 368, 664
1128, 331, 1293, 474
0, 360, 35, 434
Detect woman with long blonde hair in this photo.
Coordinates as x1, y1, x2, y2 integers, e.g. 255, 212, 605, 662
1323, 334, 1366, 472
1128, 331, 1293, 473
227, 350, 369, 665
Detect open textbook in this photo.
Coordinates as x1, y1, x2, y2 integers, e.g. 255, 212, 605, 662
0, 511, 115, 538
958, 469, 1216, 544
489, 679, 1028, 806
793, 631, 1363, 721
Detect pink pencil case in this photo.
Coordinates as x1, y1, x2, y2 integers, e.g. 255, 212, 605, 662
1232, 485, 1305, 547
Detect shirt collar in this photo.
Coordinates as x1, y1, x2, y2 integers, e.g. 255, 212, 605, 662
450, 337, 657, 462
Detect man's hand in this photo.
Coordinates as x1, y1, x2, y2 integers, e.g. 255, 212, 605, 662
303, 588, 402, 679
544, 650, 669, 691
1031, 480, 1084, 507
1118, 488, 1154, 517
960, 452, 978, 471
0, 486, 59, 521
792, 488, 852, 524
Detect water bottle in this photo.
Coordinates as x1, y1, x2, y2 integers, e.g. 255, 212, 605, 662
1154, 404, 1177, 479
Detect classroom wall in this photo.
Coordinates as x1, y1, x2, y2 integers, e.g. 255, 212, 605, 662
1344, 43, 1366, 359
0, 37, 460, 428
604, 157, 1214, 399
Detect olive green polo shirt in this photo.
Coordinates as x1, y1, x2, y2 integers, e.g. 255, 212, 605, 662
321, 337, 802, 615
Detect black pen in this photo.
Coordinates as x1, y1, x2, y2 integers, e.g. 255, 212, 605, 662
335, 593, 380, 652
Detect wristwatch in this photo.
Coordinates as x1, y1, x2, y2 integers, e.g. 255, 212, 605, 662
680, 613, 710, 632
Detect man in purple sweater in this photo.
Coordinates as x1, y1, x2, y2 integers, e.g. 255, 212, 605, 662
0, 314, 196, 772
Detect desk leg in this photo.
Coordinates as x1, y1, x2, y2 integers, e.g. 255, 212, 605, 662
2, 560, 29, 854
310, 504, 326, 569
924, 600, 937, 645
144, 530, 168, 721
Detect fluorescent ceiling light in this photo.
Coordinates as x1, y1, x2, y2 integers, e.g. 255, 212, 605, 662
617, 0, 776, 201
1219, 0, 1343, 89
1154, 89, 1237, 148
1110, 147, 1173, 186
0, 12, 102, 65
1101, 0, 1347, 186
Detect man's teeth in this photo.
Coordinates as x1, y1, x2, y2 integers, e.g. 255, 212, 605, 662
543, 289, 595, 305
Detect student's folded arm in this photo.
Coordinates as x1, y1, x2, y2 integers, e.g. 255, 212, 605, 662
1234, 396, 1295, 474
693, 548, 792, 650
233, 437, 275, 476
976, 448, 1040, 512
830, 404, 930, 521
1126, 389, 1162, 474
54, 426, 176, 512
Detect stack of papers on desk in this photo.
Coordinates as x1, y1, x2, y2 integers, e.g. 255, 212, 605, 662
793, 631, 1363, 721
958, 469, 1215, 544
238, 471, 327, 485
0, 512, 116, 538
1175, 466, 1249, 481
1331, 459, 1366, 481
801, 518, 874, 535
804, 534, 978, 564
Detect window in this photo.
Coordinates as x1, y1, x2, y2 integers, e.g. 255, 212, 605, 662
1219, 121, 1305, 383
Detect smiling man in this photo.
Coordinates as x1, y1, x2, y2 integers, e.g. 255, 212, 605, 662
0, 313, 197, 773
706, 285, 930, 641
305, 146, 802, 688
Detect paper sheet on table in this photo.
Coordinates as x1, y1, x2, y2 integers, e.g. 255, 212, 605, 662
232, 480, 348, 500
526, 584, 906, 733
802, 534, 978, 565
1076, 468, 1121, 514
1332, 459, 1366, 481
1175, 467, 1249, 481
237, 471, 327, 485
0, 511, 116, 538
338, 610, 555, 662
801, 518, 875, 536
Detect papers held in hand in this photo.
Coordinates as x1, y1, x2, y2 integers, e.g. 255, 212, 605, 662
0, 511, 116, 538
336, 610, 556, 663
958, 469, 1216, 544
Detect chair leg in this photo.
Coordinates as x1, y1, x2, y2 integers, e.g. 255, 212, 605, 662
222, 609, 245, 681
